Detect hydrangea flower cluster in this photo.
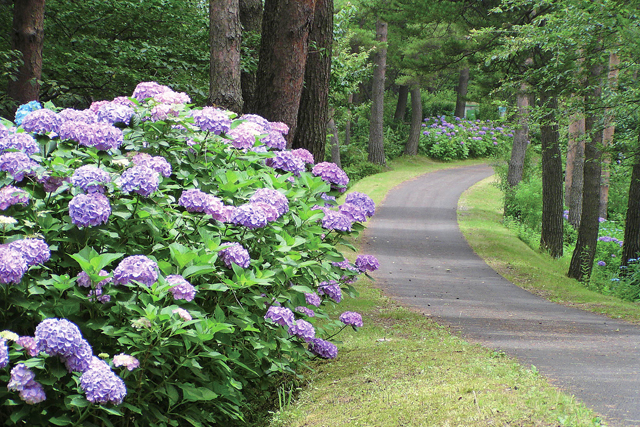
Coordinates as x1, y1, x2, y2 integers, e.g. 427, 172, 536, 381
8, 364, 46, 404
132, 81, 172, 102
291, 148, 315, 164
34, 318, 93, 373
227, 126, 260, 150
113, 255, 158, 286
339, 311, 363, 327
0, 338, 8, 368
112, 353, 140, 371
77, 270, 112, 303
97, 102, 134, 125
288, 319, 315, 341
321, 210, 352, 232
7, 238, 50, 266
80, 364, 127, 405
265, 151, 306, 175
312, 162, 349, 191
345, 192, 376, 218
189, 107, 231, 134
71, 165, 112, 193
172, 307, 192, 321
304, 292, 321, 307
339, 203, 368, 222
260, 130, 287, 150
265, 306, 295, 327
0, 123, 7, 139
118, 165, 159, 197
295, 306, 315, 317
250, 188, 289, 217
0, 152, 39, 181
17, 336, 38, 357
14, 101, 42, 126
0, 133, 40, 155
153, 90, 191, 105
59, 108, 97, 123
0, 246, 28, 284
0, 185, 29, 210
132, 153, 172, 177
318, 280, 342, 303
230, 203, 269, 229
219, 243, 251, 268
76, 122, 124, 151
178, 189, 223, 216
167, 274, 196, 301
68, 193, 111, 227
355, 255, 380, 272
308, 338, 338, 359
21, 109, 62, 134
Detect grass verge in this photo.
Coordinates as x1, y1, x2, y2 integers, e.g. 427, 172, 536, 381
267, 158, 605, 427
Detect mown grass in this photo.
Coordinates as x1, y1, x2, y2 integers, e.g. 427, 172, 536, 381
267, 158, 608, 427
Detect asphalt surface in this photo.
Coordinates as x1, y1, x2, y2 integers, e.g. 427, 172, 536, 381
362, 164, 640, 427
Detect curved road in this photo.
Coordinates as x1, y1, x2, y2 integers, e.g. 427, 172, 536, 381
362, 164, 640, 427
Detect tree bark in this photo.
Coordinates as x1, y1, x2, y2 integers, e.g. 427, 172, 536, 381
404, 85, 422, 156
568, 62, 604, 281
292, 0, 332, 163
565, 103, 585, 228
209, 0, 243, 112
253, 0, 316, 146
506, 83, 531, 188
539, 92, 564, 258
239, 0, 263, 113
368, 19, 387, 166
454, 67, 470, 118
599, 52, 620, 219
621, 145, 640, 266
7, 0, 46, 110
394, 85, 409, 121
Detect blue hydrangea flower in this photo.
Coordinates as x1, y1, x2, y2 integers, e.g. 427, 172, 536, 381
597, 260, 606, 267
265, 306, 295, 327
295, 306, 315, 317
250, 188, 289, 216
21, 109, 62, 134
34, 318, 85, 358
308, 338, 338, 359
0, 152, 39, 181
219, 243, 250, 268
167, 274, 196, 301
189, 107, 231, 134
318, 281, 342, 303
0, 338, 8, 368
304, 292, 321, 307
19, 382, 46, 404
80, 366, 127, 405
71, 165, 111, 193
230, 203, 269, 229
355, 255, 380, 272
76, 269, 111, 288
97, 102, 134, 125
7, 238, 50, 266
8, 363, 36, 391
0, 246, 28, 284
339, 311, 363, 327
0, 133, 40, 155
69, 193, 111, 227
178, 189, 223, 215
131, 153, 172, 177
14, 101, 42, 126
345, 192, 375, 217
265, 151, 306, 176
62, 338, 93, 373
288, 319, 315, 341
118, 165, 159, 197
0, 185, 30, 210
113, 255, 158, 287
321, 210, 352, 232
312, 162, 349, 191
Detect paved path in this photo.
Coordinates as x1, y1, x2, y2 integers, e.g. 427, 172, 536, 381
362, 164, 640, 427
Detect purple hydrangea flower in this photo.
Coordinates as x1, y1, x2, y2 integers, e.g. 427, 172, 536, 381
291, 148, 314, 164
62, 338, 93, 373
97, 103, 134, 125
58, 121, 88, 141
0, 185, 29, 210
88, 285, 111, 304
308, 338, 338, 359
59, 108, 97, 124
20, 382, 46, 404
34, 318, 84, 358
305, 292, 321, 307
8, 363, 36, 391
189, 107, 231, 134
288, 319, 315, 341
251, 202, 279, 222
118, 165, 159, 197
269, 121, 289, 135
339, 311, 363, 327
178, 189, 223, 215
230, 203, 269, 229
132, 81, 171, 102
321, 210, 352, 232
0, 152, 38, 181
167, 274, 196, 301
295, 306, 315, 317
250, 188, 289, 217
69, 193, 111, 227
150, 104, 180, 122
89, 356, 111, 371
17, 336, 38, 357
239, 114, 270, 129
78, 123, 124, 151
153, 90, 191, 104
89, 101, 111, 113
113, 353, 140, 371
7, 238, 50, 266
227, 126, 259, 149
345, 192, 375, 217
132, 153, 172, 177
71, 165, 111, 193
0, 133, 40, 155
219, 242, 251, 268
355, 255, 380, 272
597, 260, 606, 267
21, 109, 62, 134
113, 255, 158, 287
339, 203, 368, 222
0, 338, 8, 368
80, 366, 127, 405
76, 270, 111, 288
265, 151, 306, 175
318, 280, 342, 303
172, 307, 192, 321
15, 101, 42, 126
312, 162, 349, 190
265, 306, 295, 327
0, 246, 28, 284
0, 123, 7, 139
260, 131, 287, 150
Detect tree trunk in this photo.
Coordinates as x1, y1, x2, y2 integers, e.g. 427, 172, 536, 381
328, 114, 341, 168
292, 0, 332, 163
454, 67, 470, 118
621, 145, 640, 266
404, 85, 422, 156
209, 0, 243, 113
394, 85, 409, 121
539, 92, 564, 258
368, 19, 387, 166
565, 102, 585, 228
253, 0, 316, 146
568, 62, 604, 281
7, 0, 46, 110
599, 52, 620, 219
506, 83, 531, 188
239, 0, 263, 113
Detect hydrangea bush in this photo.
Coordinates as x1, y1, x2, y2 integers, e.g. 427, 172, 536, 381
0, 82, 378, 425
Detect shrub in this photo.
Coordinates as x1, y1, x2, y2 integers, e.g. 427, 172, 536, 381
0, 83, 378, 426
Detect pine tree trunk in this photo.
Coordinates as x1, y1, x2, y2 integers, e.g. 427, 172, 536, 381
209, 0, 243, 113
292, 0, 332, 163
239, 0, 263, 113
599, 52, 620, 219
565, 102, 585, 228
621, 146, 640, 266
404, 85, 422, 156
253, 0, 316, 146
506, 83, 531, 188
368, 19, 387, 166
539, 92, 564, 258
454, 67, 470, 118
568, 62, 604, 281
7, 0, 45, 110
394, 85, 409, 121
